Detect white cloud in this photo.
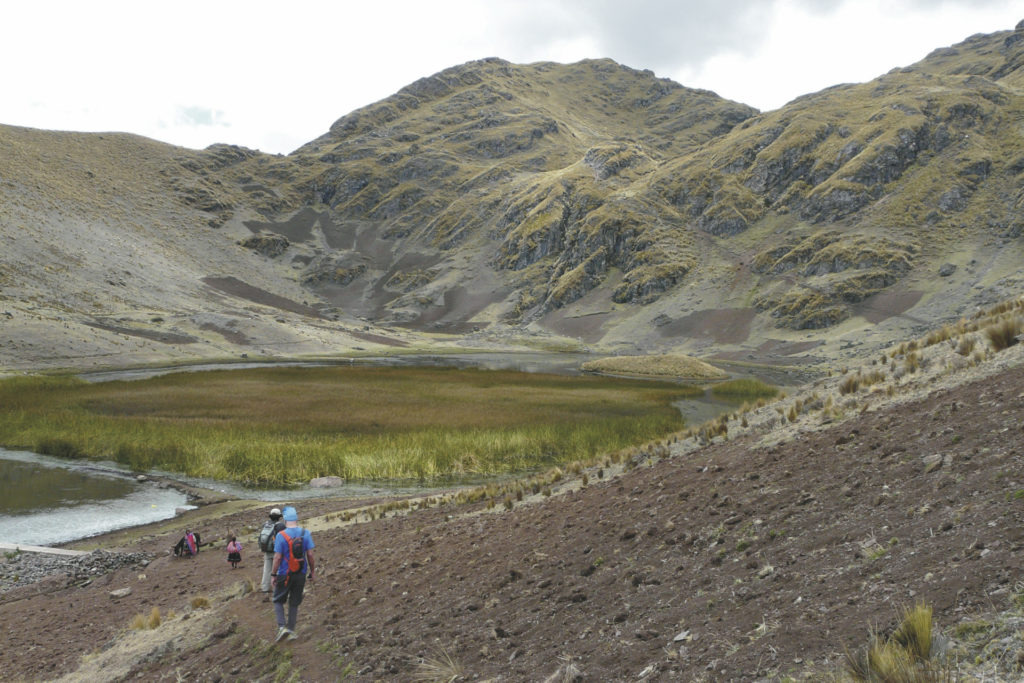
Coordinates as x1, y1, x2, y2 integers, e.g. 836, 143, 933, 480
0, 0, 1020, 153
175, 106, 228, 128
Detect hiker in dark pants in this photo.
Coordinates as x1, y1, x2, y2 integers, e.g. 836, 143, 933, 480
271, 506, 316, 642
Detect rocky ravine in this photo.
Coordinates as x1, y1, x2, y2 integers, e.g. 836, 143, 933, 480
2, 320, 1024, 681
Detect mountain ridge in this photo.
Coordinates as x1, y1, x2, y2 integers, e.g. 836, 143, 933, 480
2, 23, 1023, 373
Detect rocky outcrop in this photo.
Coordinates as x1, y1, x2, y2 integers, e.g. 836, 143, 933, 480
583, 145, 652, 181
751, 232, 917, 329
238, 233, 289, 258
751, 232, 916, 277
303, 254, 368, 286
384, 268, 435, 293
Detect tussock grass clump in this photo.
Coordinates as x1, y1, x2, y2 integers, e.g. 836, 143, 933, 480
904, 351, 921, 374
842, 602, 945, 682
892, 603, 932, 663
412, 646, 463, 682
0, 367, 689, 487
841, 369, 887, 395
956, 335, 977, 356
923, 324, 958, 347
984, 316, 1022, 352
709, 378, 778, 400
190, 596, 210, 609
130, 607, 162, 630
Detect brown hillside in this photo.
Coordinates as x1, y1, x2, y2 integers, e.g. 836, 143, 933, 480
2, 318, 1023, 681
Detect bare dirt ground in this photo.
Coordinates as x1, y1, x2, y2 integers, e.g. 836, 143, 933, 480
3, 343, 1024, 681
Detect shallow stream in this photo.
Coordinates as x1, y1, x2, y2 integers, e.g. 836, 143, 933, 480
0, 449, 193, 545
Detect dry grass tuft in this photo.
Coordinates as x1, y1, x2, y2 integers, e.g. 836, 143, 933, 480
130, 607, 162, 630
842, 602, 947, 682
411, 646, 463, 683
956, 335, 976, 356
892, 603, 933, 663
984, 316, 1022, 352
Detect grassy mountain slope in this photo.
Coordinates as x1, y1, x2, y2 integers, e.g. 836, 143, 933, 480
2, 24, 1024, 372
0, 128, 421, 371
223, 25, 1024, 355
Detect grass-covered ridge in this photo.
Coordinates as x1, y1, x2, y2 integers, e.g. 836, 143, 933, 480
0, 366, 690, 487
581, 353, 727, 380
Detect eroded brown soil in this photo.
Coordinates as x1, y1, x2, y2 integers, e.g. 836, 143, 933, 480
2, 361, 1024, 681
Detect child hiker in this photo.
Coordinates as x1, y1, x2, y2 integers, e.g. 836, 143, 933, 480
226, 535, 243, 569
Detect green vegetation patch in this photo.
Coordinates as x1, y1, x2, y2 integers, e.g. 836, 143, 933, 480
581, 354, 726, 381
709, 378, 778, 401
0, 367, 689, 487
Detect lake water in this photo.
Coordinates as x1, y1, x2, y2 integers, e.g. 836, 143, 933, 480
0, 449, 193, 545
76, 352, 596, 383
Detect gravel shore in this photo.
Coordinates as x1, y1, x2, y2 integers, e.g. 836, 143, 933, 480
0, 548, 153, 594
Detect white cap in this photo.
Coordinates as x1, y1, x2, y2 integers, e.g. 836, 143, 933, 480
270, 507, 282, 516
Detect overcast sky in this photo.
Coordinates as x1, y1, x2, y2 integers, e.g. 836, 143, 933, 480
3, 1, 1021, 154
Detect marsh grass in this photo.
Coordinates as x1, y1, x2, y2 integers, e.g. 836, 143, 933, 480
0, 366, 688, 487
709, 378, 779, 401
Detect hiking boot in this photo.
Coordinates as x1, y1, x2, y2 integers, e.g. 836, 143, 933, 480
286, 630, 298, 641
274, 626, 289, 643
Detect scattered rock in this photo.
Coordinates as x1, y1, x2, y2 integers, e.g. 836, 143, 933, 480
310, 476, 344, 488
1, 550, 153, 594
922, 454, 944, 473
238, 233, 289, 258
109, 587, 131, 598
938, 263, 957, 277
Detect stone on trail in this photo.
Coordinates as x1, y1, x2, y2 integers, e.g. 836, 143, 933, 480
109, 587, 131, 598
922, 454, 944, 473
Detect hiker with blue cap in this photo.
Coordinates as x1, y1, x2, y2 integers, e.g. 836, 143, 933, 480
270, 505, 316, 642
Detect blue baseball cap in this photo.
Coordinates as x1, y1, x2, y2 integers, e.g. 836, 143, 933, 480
282, 506, 298, 522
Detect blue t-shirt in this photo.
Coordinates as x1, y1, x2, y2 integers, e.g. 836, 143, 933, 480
274, 526, 315, 576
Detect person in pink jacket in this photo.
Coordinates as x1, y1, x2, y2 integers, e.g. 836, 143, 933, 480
226, 535, 242, 569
